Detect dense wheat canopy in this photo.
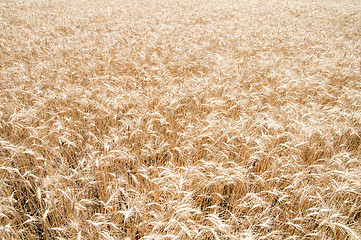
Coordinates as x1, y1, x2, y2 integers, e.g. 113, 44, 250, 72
1, 0, 361, 239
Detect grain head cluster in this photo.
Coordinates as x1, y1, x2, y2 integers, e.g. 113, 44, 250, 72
1, 0, 361, 239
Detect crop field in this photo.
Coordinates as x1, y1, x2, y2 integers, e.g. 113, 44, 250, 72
1, 0, 361, 239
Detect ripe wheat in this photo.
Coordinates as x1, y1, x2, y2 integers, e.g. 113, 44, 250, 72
1, 0, 361, 239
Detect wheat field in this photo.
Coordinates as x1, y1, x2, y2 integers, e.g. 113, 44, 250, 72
1, 0, 361, 239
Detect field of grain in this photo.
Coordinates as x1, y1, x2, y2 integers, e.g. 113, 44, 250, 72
1, 0, 361, 239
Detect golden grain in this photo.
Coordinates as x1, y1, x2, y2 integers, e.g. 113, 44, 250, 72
1, 0, 361, 239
